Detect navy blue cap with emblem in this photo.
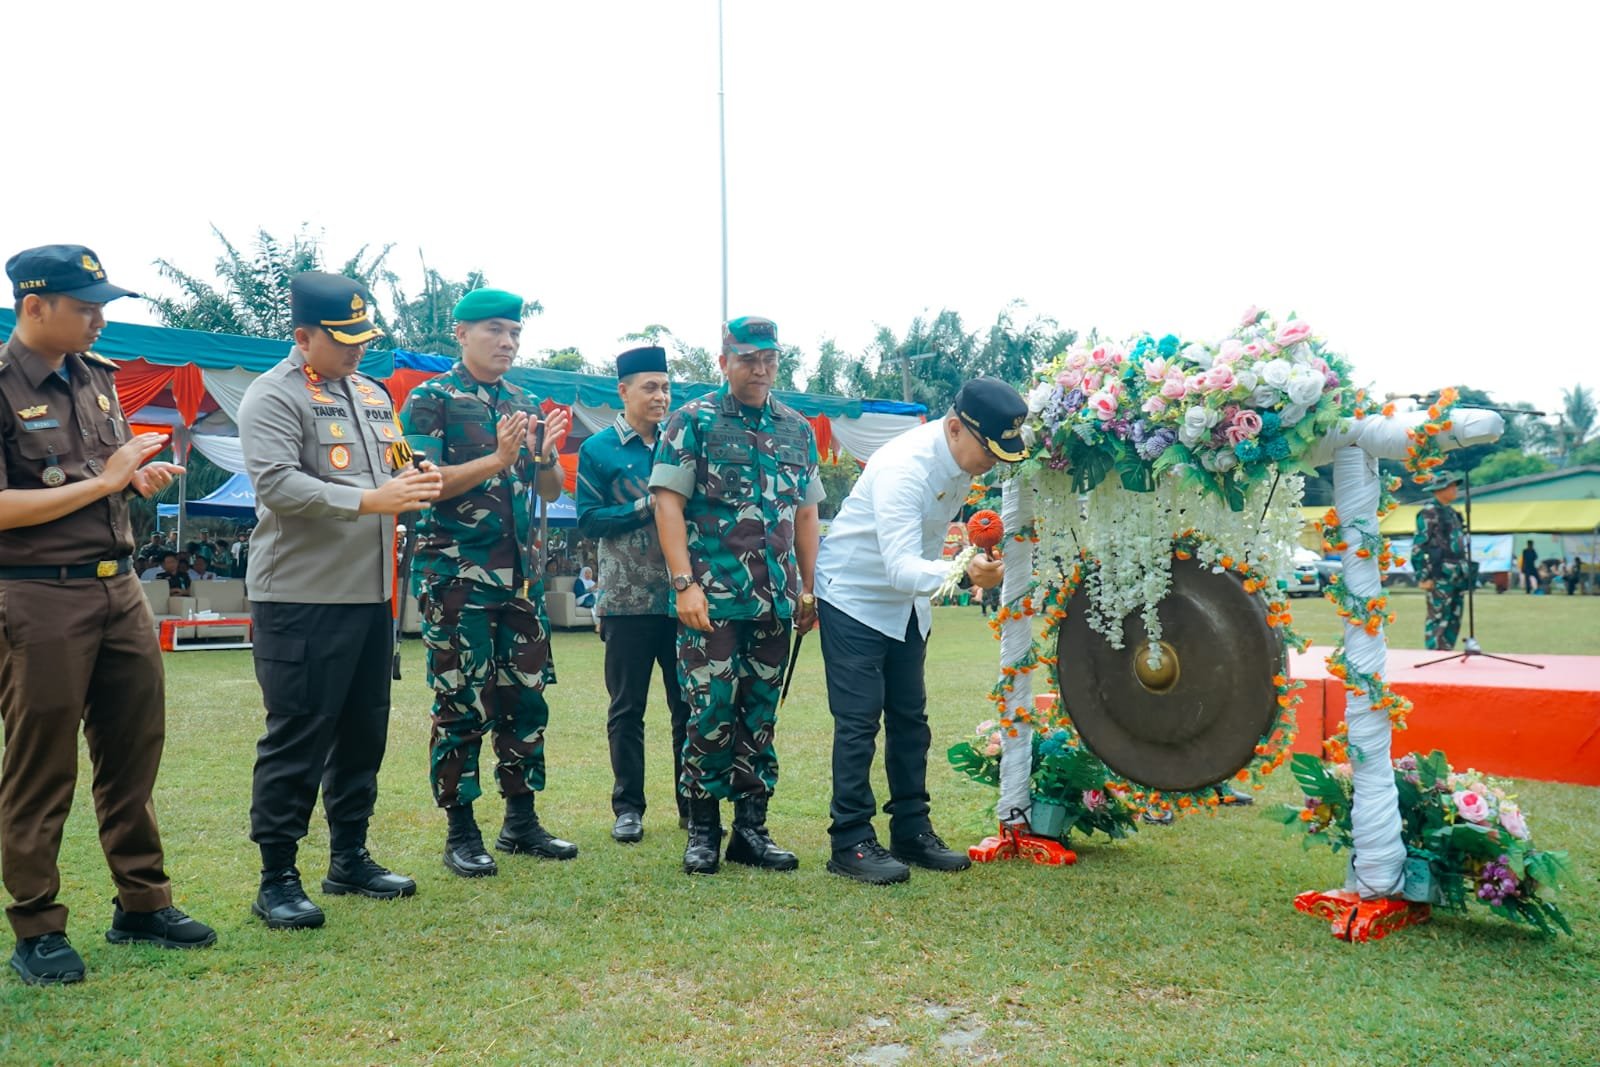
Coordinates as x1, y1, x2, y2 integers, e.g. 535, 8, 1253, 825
616, 345, 668, 379
6, 244, 139, 303
954, 376, 1029, 462
290, 271, 384, 345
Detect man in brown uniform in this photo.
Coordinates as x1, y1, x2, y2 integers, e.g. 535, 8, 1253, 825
0, 244, 216, 986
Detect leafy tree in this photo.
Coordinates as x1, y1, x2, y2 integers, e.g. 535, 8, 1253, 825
1471, 450, 1554, 486
380, 258, 541, 358
774, 344, 801, 392
619, 325, 718, 385
807, 338, 846, 396
540, 348, 588, 374
970, 300, 1076, 389
1571, 436, 1600, 467
816, 457, 863, 520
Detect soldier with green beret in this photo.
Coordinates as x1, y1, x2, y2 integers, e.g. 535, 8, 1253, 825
398, 287, 578, 877
650, 316, 823, 875
1412, 470, 1470, 650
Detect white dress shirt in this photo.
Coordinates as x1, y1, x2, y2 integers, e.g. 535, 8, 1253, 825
816, 418, 969, 641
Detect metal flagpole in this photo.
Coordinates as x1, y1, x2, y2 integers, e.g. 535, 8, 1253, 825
718, 0, 729, 323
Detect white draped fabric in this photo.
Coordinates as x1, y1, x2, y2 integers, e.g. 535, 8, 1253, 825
200, 368, 256, 423
189, 432, 248, 475
996, 480, 1035, 823
830, 412, 920, 463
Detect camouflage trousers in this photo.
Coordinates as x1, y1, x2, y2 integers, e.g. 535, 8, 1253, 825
1423, 567, 1469, 650
421, 578, 554, 807
677, 616, 792, 802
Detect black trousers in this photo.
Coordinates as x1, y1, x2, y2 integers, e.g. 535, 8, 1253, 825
249, 601, 393, 862
601, 614, 690, 818
817, 599, 932, 849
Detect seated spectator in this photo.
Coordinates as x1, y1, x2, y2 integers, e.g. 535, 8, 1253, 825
189, 556, 218, 582
1563, 558, 1582, 596
142, 552, 192, 593
573, 565, 598, 609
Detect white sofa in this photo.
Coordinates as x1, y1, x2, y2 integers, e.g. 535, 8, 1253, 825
545, 575, 596, 629
142, 578, 251, 642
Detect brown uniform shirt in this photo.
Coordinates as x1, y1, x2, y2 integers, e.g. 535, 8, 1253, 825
0, 335, 135, 566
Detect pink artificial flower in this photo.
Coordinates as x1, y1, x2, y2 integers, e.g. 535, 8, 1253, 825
1224, 409, 1263, 444
1057, 368, 1084, 390
1242, 342, 1266, 359
1276, 320, 1313, 346
1216, 339, 1244, 366
1184, 374, 1206, 395
1141, 396, 1168, 416
983, 742, 1001, 757
1240, 305, 1261, 326
1082, 789, 1106, 812
1066, 351, 1089, 372
1089, 345, 1112, 366
1161, 372, 1188, 400
1453, 789, 1490, 823
1083, 371, 1103, 393
1310, 357, 1329, 374
1203, 365, 1237, 392
1144, 357, 1171, 382
1499, 806, 1530, 840
1087, 390, 1120, 421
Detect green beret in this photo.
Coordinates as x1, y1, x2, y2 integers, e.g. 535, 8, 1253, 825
453, 288, 524, 323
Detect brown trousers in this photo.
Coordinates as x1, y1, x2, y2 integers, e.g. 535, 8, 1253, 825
0, 572, 171, 939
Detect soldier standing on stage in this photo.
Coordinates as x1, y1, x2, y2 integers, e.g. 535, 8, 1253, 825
240, 271, 442, 929
398, 288, 577, 878
1, 245, 214, 985
577, 345, 691, 843
650, 316, 823, 875
1412, 470, 1470, 651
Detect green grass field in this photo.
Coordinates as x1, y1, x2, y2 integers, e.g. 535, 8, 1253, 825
2, 592, 1596, 1064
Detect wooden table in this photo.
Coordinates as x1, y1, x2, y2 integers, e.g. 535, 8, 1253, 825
159, 616, 254, 652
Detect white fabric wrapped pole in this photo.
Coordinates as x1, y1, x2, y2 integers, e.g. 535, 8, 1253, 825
996, 479, 1035, 823
1333, 445, 1407, 897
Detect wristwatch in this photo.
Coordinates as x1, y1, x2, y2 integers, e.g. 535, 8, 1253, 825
672, 573, 697, 592
800, 593, 816, 608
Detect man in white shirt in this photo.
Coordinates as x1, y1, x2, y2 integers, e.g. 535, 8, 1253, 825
816, 378, 1025, 884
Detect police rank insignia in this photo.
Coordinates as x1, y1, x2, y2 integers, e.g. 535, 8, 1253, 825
18, 405, 47, 419
97, 394, 112, 412
329, 445, 351, 470
42, 465, 67, 487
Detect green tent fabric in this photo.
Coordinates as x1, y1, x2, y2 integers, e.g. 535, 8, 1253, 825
1303, 501, 1600, 536
0, 308, 392, 376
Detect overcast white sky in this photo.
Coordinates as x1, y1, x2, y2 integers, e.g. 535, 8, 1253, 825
9, 1, 1595, 419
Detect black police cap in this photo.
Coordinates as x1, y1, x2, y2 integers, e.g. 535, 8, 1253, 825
954, 377, 1029, 462
289, 271, 384, 345
6, 244, 138, 303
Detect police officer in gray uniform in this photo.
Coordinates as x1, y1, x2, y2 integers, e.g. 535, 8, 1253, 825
238, 272, 443, 930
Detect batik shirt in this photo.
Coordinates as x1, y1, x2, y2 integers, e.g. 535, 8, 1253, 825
576, 413, 670, 617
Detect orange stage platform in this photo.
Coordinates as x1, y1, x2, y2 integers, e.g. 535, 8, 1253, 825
1287, 646, 1600, 787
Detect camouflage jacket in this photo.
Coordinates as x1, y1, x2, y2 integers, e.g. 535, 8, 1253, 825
576, 413, 670, 617
1412, 500, 1467, 581
648, 383, 824, 621
399, 363, 542, 594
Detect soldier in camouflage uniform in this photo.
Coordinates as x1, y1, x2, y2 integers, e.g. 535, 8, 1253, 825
1412, 470, 1470, 651
398, 288, 578, 878
650, 316, 823, 875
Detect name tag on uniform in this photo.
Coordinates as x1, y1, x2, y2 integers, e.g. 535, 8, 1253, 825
21, 417, 61, 432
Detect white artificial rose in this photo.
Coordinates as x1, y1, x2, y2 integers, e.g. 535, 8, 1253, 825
1279, 402, 1309, 427
1286, 367, 1324, 405
1250, 384, 1281, 408
1234, 368, 1258, 393
1199, 449, 1220, 471
1181, 343, 1212, 368
1290, 342, 1314, 362
1028, 381, 1055, 415
1261, 358, 1293, 389
1213, 449, 1238, 472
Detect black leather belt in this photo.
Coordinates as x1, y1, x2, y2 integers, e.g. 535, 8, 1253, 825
0, 559, 132, 580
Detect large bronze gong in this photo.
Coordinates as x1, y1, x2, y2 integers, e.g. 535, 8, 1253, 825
1055, 559, 1284, 792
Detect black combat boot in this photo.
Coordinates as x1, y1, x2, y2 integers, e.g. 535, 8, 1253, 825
324, 847, 417, 899
725, 795, 799, 872
253, 867, 325, 930
682, 797, 723, 875
444, 804, 498, 877
496, 794, 578, 860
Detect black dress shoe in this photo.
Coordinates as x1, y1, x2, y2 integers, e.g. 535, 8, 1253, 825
323, 848, 417, 899
612, 811, 644, 844
106, 899, 218, 948
10, 933, 85, 986
889, 831, 971, 872
252, 868, 325, 930
826, 838, 911, 885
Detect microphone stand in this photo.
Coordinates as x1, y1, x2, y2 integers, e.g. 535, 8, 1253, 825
1415, 470, 1543, 669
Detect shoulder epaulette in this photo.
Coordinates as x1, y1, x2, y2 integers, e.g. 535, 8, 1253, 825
82, 350, 119, 369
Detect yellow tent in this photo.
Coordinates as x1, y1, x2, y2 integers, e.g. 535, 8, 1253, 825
1300, 500, 1600, 537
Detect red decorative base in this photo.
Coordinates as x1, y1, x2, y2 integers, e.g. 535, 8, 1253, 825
1293, 888, 1431, 942
968, 824, 1078, 866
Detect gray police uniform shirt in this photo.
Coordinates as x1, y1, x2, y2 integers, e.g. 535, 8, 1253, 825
238, 345, 402, 604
